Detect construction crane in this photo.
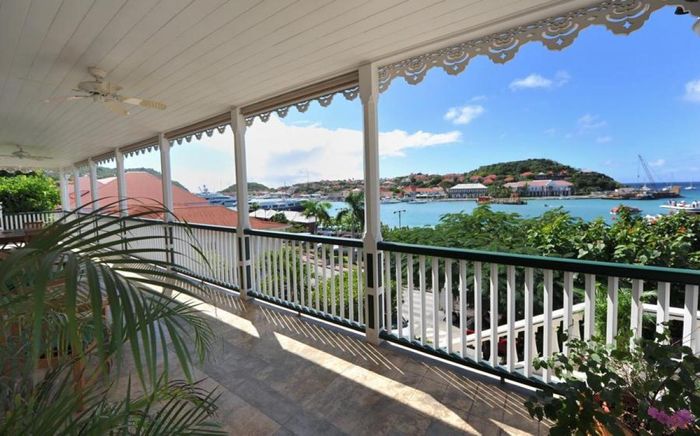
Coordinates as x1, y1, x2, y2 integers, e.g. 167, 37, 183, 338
637, 154, 657, 188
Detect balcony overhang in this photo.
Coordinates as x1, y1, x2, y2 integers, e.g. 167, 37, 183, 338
0, 0, 697, 170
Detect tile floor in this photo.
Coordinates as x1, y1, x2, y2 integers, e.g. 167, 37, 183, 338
122, 289, 549, 435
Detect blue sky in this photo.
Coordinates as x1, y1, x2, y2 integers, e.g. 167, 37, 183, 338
125, 8, 700, 191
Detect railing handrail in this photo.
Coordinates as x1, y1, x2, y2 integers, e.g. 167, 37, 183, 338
245, 228, 363, 247
377, 240, 700, 285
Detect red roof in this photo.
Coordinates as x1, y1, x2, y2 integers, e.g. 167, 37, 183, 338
68, 172, 285, 230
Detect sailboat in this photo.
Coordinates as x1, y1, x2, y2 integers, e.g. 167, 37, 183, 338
685, 182, 696, 191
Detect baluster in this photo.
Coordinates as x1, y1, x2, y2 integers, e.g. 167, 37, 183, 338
631, 279, 644, 340
473, 261, 483, 363
348, 248, 354, 322
489, 264, 498, 367
385, 251, 392, 332
683, 284, 699, 352
543, 269, 553, 383
292, 240, 298, 305
339, 246, 345, 318
432, 257, 440, 349
584, 274, 596, 340
285, 240, 292, 301
563, 272, 574, 354
523, 268, 534, 377
445, 259, 453, 354
396, 253, 403, 340
506, 265, 516, 372
358, 249, 364, 325
419, 255, 427, 346
656, 282, 670, 335
321, 245, 327, 313
606, 277, 619, 344
458, 260, 467, 358
314, 244, 320, 310
407, 254, 415, 341
306, 243, 312, 309
330, 245, 336, 316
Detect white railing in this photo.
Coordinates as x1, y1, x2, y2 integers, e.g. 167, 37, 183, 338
171, 222, 238, 288
2, 210, 65, 231
247, 230, 366, 329
378, 241, 700, 382
10, 209, 698, 386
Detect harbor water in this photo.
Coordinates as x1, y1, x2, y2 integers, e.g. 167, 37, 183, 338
328, 189, 700, 228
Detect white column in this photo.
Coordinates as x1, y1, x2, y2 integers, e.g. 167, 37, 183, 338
72, 166, 82, 210
359, 63, 383, 345
159, 134, 174, 221
88, 159, 99, 211
232, 107, 251, 298
115, 149, 128, 216
59, 168, 70, 211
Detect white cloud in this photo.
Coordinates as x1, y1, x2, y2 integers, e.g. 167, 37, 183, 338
577, 114, 607, 130
444, 104, 485, 125
509, 71, 570, 91
192, 116, 460, 187
649, 158, 666, 167
684, 79, 700, 102
596, 135, 612, 144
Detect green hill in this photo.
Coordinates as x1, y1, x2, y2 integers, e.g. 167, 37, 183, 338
465, 159, 619, 194
466, 159, 574, 177
222, 182, 269, 194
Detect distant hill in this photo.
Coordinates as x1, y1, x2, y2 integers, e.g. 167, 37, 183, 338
222, 182, 270, 194
465, 159, 619, 194
466, 159, 575, 177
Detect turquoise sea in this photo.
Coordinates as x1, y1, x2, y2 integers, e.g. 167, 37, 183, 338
329, 187, 700, 228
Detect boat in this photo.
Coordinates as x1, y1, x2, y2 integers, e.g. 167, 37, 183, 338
685, 182, 696, 191
381, 198, 401, 204
196, 186, 237, 207
408, 199, 428, 204
660, 201, 700, 215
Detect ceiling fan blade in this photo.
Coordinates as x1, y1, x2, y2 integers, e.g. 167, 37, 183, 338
43, 95, 90, 103
118, 96, 166, 110
103, 100, 129, 116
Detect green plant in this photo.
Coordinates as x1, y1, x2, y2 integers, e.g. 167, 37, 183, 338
525, 330, 700, 435
0, 202, 225, 434
0, 172, 60, 213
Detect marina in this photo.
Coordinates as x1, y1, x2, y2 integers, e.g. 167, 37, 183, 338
327, 187, 700, 227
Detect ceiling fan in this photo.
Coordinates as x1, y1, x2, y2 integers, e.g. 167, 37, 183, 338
44, 66, 167, 116
0, 145, 52, 161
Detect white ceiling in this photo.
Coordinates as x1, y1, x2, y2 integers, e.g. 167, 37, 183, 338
0, 0, 597, 169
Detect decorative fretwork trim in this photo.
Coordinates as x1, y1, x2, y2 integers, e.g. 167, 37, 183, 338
241, 72, 359, 126
120, 136, 160, 158
93, 152, 115, 165
165, 112, 231, 145
377, 0, 700, 91
244, 85, 359, 126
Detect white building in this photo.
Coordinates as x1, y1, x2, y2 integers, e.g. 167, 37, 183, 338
504, 180, 574, 197
448, 183, 488, 199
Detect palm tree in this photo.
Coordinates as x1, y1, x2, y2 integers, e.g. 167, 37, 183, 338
0, 201, 224, 434
300, 200, 331, 233
336, 191, 364, 237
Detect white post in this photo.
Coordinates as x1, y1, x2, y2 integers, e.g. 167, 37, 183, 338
88, 159, 99, 211
159, 133, 174, 221
0, 202, 3, 231
72, 166, 82, 210
359, 63, 383, 345
59, 168, 70, 211
115, 149, 128, 216
232, 107, 251, 298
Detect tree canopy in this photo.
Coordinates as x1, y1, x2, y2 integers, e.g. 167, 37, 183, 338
0, 173, 60, 213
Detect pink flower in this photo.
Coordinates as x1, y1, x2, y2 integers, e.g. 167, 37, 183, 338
648, 407, 695, 430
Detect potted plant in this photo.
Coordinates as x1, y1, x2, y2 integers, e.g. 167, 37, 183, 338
0, 203, 225, 434
525, 330, 699, 435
